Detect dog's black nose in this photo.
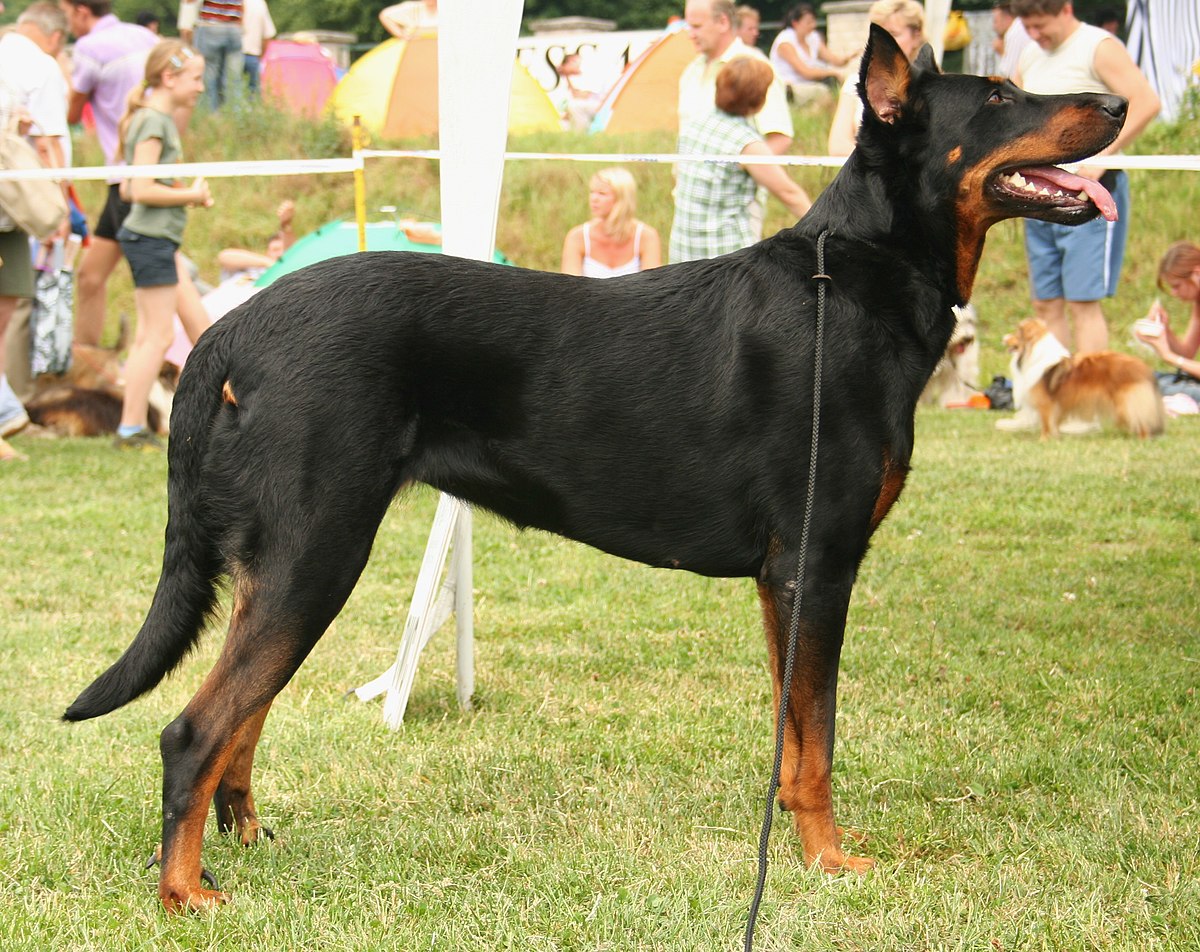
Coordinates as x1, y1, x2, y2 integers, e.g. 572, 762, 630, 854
1101, 96, 1128, 122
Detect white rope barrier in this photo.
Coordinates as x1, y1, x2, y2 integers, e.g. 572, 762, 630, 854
359, 148, 850, 168
359, 148, 1200, 172
2, 151, 1197, 184
0, 156, 362, 183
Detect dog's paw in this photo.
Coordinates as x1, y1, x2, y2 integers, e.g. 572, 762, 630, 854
160, 885, 231, 913
810, 846, 876, 875
147, 845, 232, 912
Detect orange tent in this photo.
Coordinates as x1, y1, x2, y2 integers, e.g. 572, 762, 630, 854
330, 34, 561, 138
588, 23, 695, 135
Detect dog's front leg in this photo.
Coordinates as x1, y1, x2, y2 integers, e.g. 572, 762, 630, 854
757, 566, 875, 874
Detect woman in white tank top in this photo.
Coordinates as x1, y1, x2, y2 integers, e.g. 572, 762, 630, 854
561, 166, 661, 278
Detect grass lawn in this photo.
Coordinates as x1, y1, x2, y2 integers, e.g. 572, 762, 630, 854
1, 409, 1197, 951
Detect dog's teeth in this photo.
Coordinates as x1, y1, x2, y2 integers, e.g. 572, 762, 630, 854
1039, 187, 1052, 196
1011, 172, 1027, 187
1023, 181, 1039, 193
1076, 190, 1088, 201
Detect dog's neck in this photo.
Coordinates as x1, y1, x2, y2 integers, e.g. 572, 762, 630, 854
1012, 332, 1071, 407
807, 153, 967, 305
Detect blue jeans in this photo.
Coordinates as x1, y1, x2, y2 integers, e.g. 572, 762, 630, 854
243, 54, 261, 94
195, 23, 244, 110
1156, 371, 1200, 403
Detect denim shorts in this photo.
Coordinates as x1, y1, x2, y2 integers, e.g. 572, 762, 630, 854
117, 227, 179, 288
1023, 170, 1129, 302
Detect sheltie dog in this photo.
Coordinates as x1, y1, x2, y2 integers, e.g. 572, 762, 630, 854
1004, 318, 1165, 438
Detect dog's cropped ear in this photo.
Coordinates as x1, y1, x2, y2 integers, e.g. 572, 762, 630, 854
860, 23, 913, 124
912, 42, 940, 74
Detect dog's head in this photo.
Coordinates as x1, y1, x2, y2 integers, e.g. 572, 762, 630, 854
1003, 317, 1050, 362
949, 305, 977, 353
854, 26, 1126, 300
857, 25, 1125, 229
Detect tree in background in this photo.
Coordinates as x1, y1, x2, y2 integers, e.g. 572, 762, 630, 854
520, 0, 681, 30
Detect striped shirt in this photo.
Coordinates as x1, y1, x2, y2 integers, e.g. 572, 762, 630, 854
199, 0, 243, 24
668, 113, 761, 264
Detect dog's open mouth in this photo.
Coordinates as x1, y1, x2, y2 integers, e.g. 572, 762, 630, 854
993, 165, 1118, 221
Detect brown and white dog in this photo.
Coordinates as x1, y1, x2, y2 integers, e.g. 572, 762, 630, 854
1004, 318, 1165, 437
24, 343, 173, 438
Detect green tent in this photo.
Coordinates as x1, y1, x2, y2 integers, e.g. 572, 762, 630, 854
254, 219, 511, 287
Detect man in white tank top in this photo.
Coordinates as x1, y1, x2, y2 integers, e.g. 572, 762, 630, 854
1010, 0, 1159, 354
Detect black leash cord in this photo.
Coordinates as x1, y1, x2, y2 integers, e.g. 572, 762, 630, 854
743, 230, 830, 951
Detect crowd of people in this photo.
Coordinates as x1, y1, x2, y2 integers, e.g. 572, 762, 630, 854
0, 0, 1192, 462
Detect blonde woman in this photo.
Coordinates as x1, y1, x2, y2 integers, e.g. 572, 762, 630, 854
827, 0, 926, 156
561, 167, 662, 278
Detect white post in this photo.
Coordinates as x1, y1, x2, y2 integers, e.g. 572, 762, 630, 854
355, 0, 523, 726
923, 0, 950, 66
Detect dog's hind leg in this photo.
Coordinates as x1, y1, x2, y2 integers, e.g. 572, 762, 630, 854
758, 556, 876, 874
154, 515, 387, 912
213, 700, 274, 847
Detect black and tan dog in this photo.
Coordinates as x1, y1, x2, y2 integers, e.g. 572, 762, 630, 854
66, 27, 1127, 912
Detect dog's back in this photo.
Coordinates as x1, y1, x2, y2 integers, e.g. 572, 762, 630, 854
1037, 351, 1165, 437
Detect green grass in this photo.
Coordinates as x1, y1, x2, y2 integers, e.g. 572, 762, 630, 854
2, 411, 1198, 951
3, 98, 1197, 951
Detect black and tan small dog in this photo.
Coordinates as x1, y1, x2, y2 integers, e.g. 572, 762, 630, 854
66, 27, 1128, 912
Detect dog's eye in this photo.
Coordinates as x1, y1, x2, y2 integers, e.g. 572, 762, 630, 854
987, 89, 1007, 105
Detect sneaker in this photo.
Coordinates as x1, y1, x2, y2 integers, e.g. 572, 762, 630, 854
0, 408, 29, 439
113, 429, 164, 451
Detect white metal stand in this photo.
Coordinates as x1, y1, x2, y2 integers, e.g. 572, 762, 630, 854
353, 494, 474, 726
354, 0, 523, 726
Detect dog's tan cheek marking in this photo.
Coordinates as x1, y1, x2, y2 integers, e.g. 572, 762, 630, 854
222, 381, 238, 406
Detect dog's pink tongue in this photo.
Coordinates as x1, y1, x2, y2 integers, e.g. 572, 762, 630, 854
1024, 165, 1119, 221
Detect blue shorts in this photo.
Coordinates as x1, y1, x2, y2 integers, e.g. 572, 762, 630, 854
117, 227, 179, 289
1023, 170, 1129, 302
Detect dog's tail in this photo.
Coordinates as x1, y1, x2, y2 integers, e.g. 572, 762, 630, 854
64, 327, 234, 722
1118, 377, 1167, 438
